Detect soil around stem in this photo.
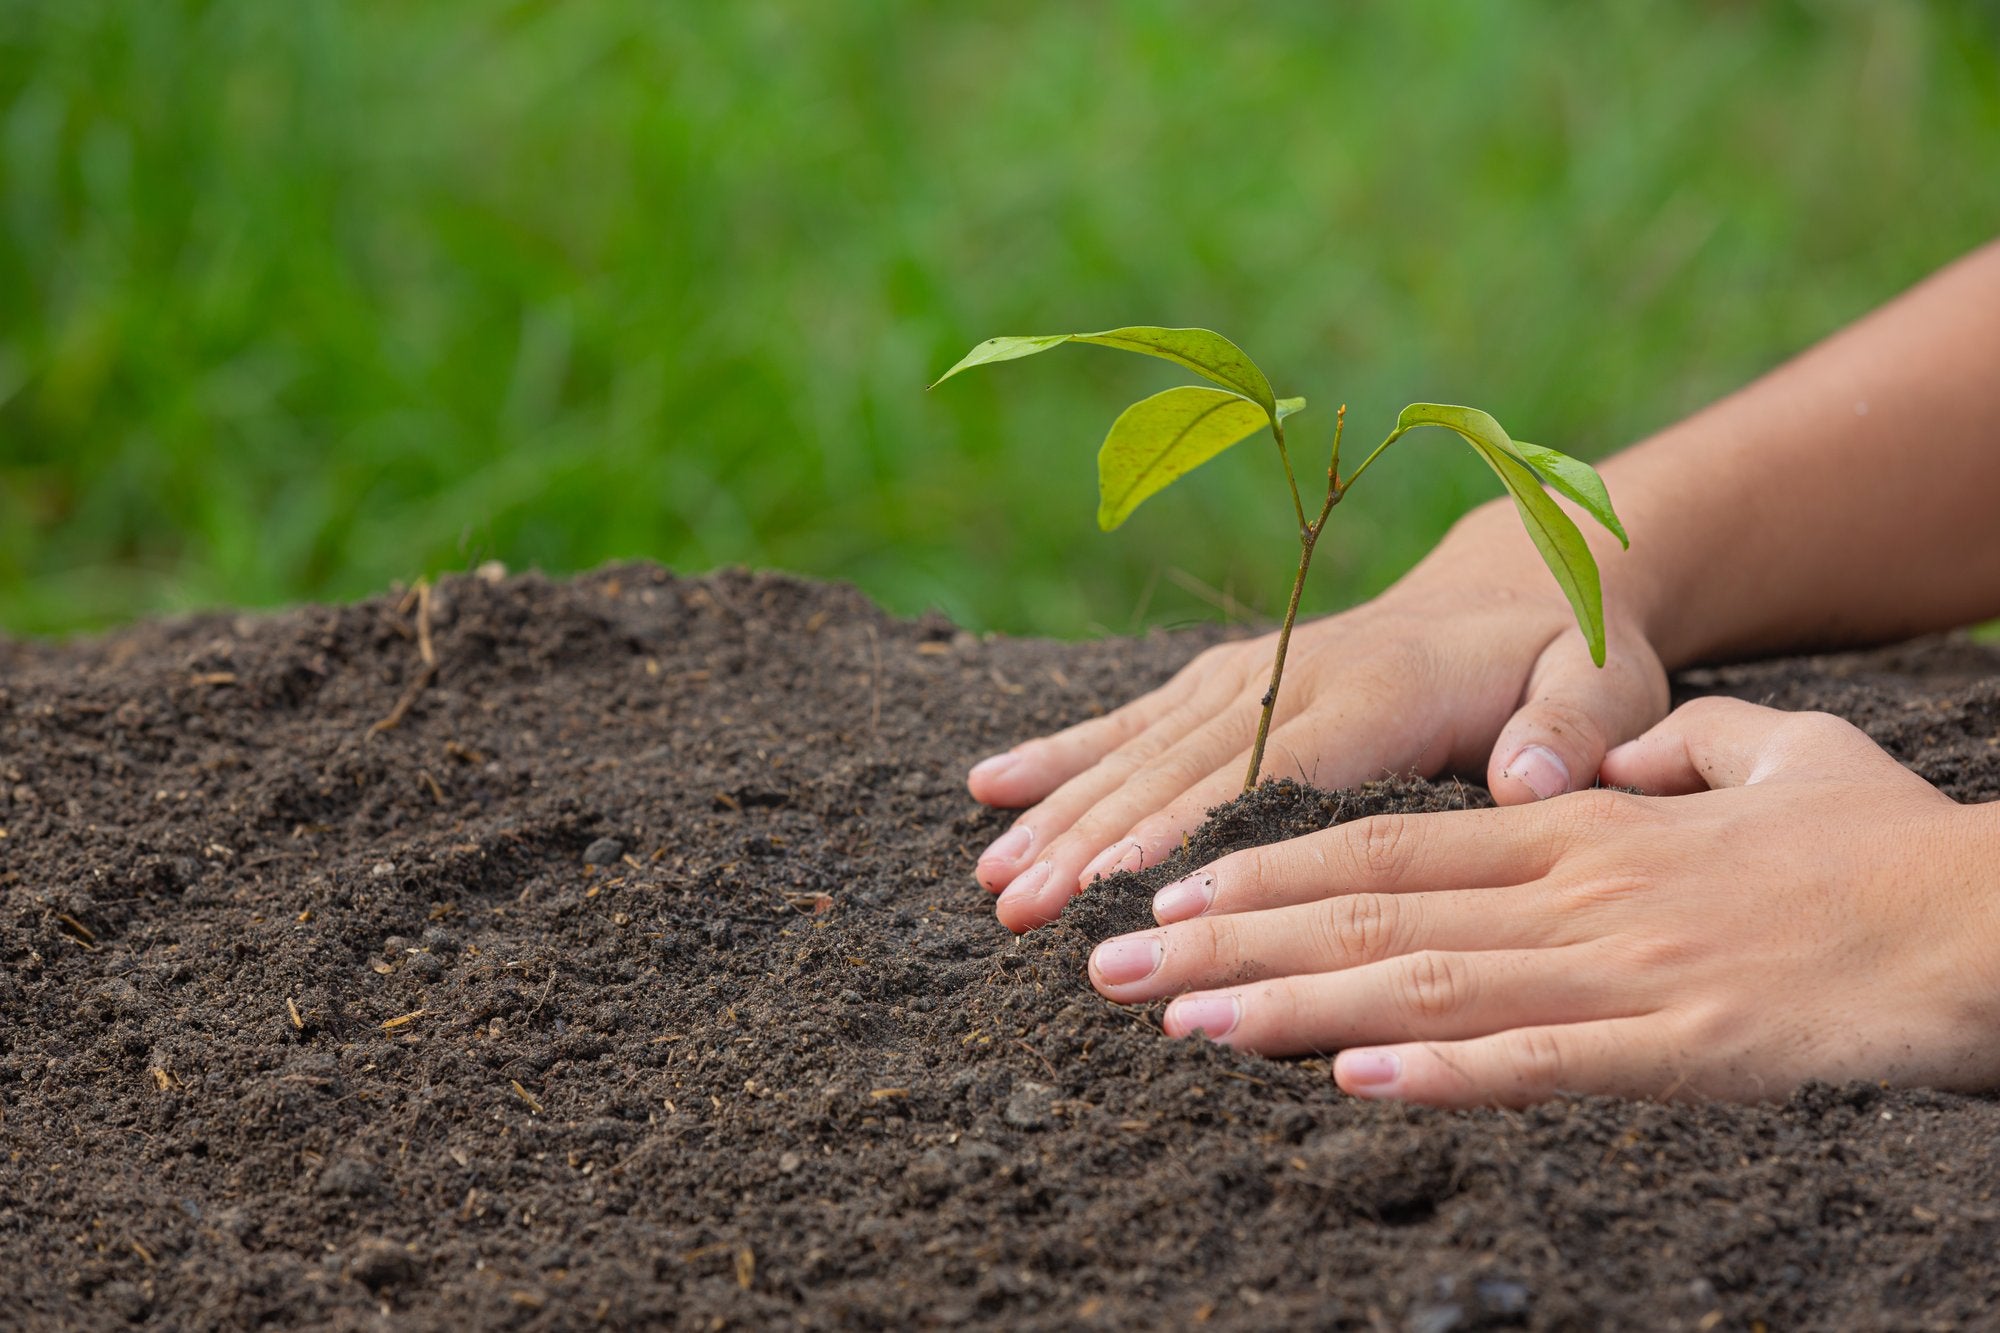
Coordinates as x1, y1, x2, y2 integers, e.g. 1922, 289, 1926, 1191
1, 565, 1996, 1330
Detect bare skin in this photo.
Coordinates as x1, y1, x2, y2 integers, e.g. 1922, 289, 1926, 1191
1090, 699, 2000, 1105
969, 239, 2000, 1102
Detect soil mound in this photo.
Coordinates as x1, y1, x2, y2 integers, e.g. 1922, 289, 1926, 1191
2, 565, 1996, 1329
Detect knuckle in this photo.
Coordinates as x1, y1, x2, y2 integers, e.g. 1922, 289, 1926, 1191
1503, 1026, 1569, 1092
1785, 709, 1863, 744
1523, 694, 1608, 755
1609, 927, 1700, 975
1561, 870, 1653, 913
1350, 814, 1415, 883
1560, 787, 1650, 839
1180, 919, 1248, 984
1673, 695, 1742, 728
1340, 641, 1437, 713
1673, 997, 1750, 1054
1259, 976, 1314, 1036
1319, 892, 1398, 965
1399, 950, 1472, 1023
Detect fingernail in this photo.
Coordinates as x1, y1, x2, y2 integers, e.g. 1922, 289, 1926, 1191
1165, 994, 1241, 1041
979, 825, 1033, 866
969, 751, 1021, 784
1503, 744, 1570, 801
1081, 841, 1141, 884
1152, 873, 1215, 923
1337, 1048, 1403, 1094
997, 860, 1053, 907
1090, 934, 1163, 986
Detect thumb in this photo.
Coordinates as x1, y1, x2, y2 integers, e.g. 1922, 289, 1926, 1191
1599, 697, 1889, 794
1487, 629, 1669, 804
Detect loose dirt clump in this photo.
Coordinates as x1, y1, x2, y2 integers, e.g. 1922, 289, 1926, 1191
1, 565, 1995, 1330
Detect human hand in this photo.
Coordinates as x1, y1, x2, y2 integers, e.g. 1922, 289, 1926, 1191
969, 513, 1669, 932
1084, 697, 2000, 1106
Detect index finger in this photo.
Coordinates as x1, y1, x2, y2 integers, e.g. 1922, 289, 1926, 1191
1151, 802, 1569, 924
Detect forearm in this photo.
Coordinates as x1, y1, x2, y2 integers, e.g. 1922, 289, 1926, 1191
1446, 239, 2000, 669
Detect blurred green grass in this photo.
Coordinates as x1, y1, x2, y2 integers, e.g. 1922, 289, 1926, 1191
2, 1, 1996, 639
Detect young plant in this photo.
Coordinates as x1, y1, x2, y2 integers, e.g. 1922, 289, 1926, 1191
932, 326, 1628, 791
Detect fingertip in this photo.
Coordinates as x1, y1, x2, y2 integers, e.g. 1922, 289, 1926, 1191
1162, 993, 1241, 1042
967, 750, 1037, 807
1079, 840, 1141, 887
972, 824, 1037, 893
968, 750, 1020, 786
1151, 871, 1214, 924
993, 860, 1067, 933
1333, 1047, 1407, 1099
1596, 737, 1648, 790
1098, 815, 1188, 881
1492, 742, 1573, 804
1088, 932, 1164, 994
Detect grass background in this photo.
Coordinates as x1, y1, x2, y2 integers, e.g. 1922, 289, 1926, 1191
2, 1, 1997, 639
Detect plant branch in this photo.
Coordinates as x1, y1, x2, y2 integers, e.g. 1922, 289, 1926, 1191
1326, 403, 1347, 489
1242, 529, 1318, 792
1242, 405, 1348, 793
1272, 417, 1307, 535
1339, 425, 1404, 494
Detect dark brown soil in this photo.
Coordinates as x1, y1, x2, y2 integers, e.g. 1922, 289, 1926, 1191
2, 565, 1996, 1331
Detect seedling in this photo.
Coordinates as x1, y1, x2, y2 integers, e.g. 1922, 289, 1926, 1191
932, 326, 1627, 791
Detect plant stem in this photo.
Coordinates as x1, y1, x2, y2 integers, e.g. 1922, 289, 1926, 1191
1272, 417, 1307, 534
1339, 425, 1404, 493
1243, 405, 1346, 793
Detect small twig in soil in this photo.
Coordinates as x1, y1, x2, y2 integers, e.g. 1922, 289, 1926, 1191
369, 663, 437, 736
607, 1130, 681, 1176
287, 997, 304, 1031
368, 579, 439, 736
1013, 1039, 1059, 1082
864, 624, 882, 738
1217, 1069, 1269, 1087
510, 1080, 544, 1115
415, 580, 437, 670
381, 1008, 427, 1031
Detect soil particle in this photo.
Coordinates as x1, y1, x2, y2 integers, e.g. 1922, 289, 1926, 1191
1, 564, 1997, 1330
1002, 1080, 1056, 1129
313, 1156, 383, 1200
346, 1239, 422, 1292
582, 836, 625, 867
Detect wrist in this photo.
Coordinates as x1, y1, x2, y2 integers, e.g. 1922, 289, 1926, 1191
1926, 798, 2000, 1089
1956, 798, 2000, 1014
1420, 497, 1686, 661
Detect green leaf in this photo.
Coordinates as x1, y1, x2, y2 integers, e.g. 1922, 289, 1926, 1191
1513, 441, 1628, 548
1393, 403, 1612, 666
1275, 396, 1307, 422
932, 326, 1278, 419
1096, 386, 1270, 531
1391, 403, 1530, 464
925, 334, 1074, 385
